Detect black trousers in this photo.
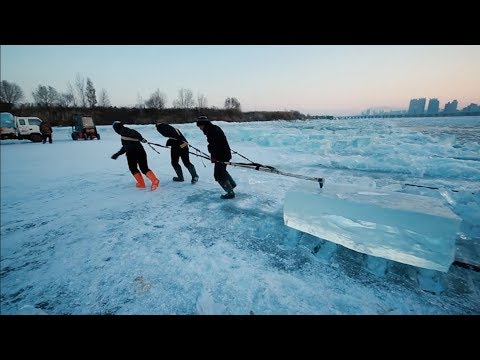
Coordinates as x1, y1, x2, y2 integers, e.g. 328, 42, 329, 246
213, 162, 228, 183
42, 134, 52, 143
171, 146, 192, 168
126, 148, 150, 175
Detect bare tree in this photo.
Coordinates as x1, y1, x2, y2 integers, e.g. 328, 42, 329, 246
145, 89, 167, 110
75, 73, 86, 107
66, 81, 77, 107
172, 88, 195, 109
0, 80, 24, 106
86, 77, 97, 108
197, 92, 208, 108
224, 97, 241, 111
136, 93, 145, 109
58, 93, 75, 107
32, 85, 59, 107
98, 88, 111, 107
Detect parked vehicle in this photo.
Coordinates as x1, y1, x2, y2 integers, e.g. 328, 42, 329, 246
71, 114, 100, 140
0, 112, 44, 142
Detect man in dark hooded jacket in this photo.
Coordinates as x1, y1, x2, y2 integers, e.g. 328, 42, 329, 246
196, 116, 236, 199
111, 121, 160, 190
40, 120, 53, 144
155, 123, 199, 184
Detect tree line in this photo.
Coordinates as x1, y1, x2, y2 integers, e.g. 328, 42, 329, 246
0, 75, 307, 126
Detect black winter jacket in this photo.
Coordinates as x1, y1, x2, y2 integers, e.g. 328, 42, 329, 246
114, 127, 145, 156
156, 124, 188, 149
200, 122, 232, 162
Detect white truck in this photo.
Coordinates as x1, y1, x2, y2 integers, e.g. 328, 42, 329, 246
0, 112, 44, 142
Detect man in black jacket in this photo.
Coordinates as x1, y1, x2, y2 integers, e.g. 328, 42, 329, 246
155, 123, 199, 184
196, 116, 236, 199
111, 121, 160, 191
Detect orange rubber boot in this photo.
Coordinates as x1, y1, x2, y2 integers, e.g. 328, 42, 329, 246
133, 173, 146, 188
145, 170, 160, 191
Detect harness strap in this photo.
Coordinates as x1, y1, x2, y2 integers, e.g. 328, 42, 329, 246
121, 136, 140, 141
171, 128, 188, 148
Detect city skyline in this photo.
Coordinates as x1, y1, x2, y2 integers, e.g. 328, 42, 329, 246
361, 97, 479, 116
1, 45, 479, 116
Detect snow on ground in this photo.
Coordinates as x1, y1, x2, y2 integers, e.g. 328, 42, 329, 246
1, 117, 479, 314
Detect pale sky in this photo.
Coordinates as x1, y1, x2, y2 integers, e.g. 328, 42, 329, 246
1, 45, 479, 116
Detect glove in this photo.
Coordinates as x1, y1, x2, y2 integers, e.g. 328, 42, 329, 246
211, 156, 217, 163
141, 138, 147, 143
111, 154, 119, 160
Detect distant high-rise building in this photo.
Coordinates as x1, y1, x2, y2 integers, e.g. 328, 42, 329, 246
462, 103, 479, 112
426, 98, 439, 114
408, 99, 416, 113
444, 100, 458, 113
408, 98, 426, 114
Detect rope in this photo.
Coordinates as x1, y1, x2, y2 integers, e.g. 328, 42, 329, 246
187, 143, 210, 158
231, 149, 261, 165
223, 161, 324, 187
147, 141, 210, 166
146, 141, 324, 187
147, 141, 479, 193
404, 183, 478, 195
146, 142, 163, 156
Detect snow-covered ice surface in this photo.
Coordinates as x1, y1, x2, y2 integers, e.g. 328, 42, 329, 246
1, 117, 479, 314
